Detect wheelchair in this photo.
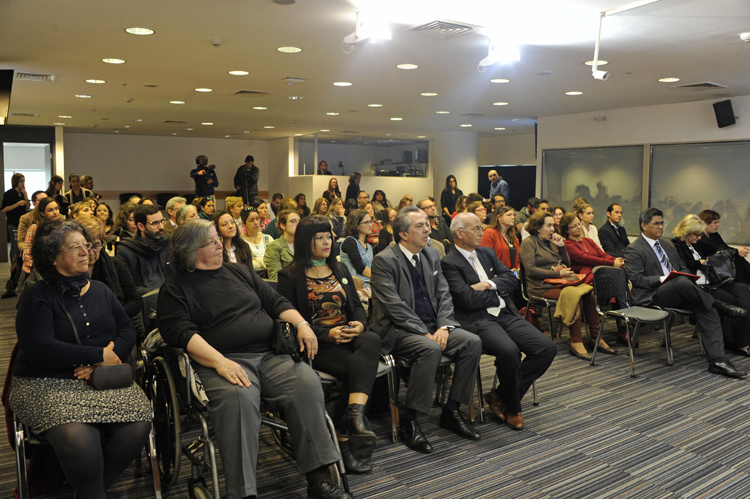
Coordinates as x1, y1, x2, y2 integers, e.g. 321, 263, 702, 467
143, 340, 350, 498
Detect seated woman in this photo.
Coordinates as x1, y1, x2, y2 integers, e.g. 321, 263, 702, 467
550, 206, 565, 234
371, 190, 391, 214
375, 207, 396, 254
277, 216, 381, 474
157, 219, 351, 499
241, 206, 274, 278
175, 204, 200, 225
225, 196, 245, 232
327, 198, 346, 240
108, 202, 138, 250
561, 212, 624, 283
520, 211, 614, 360
482, 206, 520, 271
672, 214, 750, 356
339, 210, 374, 291
264, 199, 297, 239
264, 209, 300, 281
451, 195, 467, 221
95, 202, 115, 237
575, 203, 603, 250
215, 210, 254, 269
295, 193, 311, 218
696, 209, 750, 284
313, 197, 330, 217
359, 201, 381, 247
466, 201, 488, 229
69, 200, 95, 220
198, 196, 215, 220
10, 220, 152, 498
19, 197, 62, 293
253, 199, 271, 232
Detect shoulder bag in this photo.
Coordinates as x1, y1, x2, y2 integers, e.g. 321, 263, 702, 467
704, 248, 736, 289
273, 320, 302, 362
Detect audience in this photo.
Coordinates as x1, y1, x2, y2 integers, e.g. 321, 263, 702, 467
198, 196, 215, 220
16, 190, 46, 253
696, 209, 750, 284
360, 201, 381, 247
225, 196, 245, 232
215, 210, 254, 269
575, 203, 602, 250
264, 209, 299, 280
95, 202, 115, 237
561, 212, 624, 284
175, 204, 200, 225
63, 173, 93, 206
418, 197, 453, 251
346, 173, 362, 204
598, 203, 629, 258
466, 201, 488, 229
375, 207, 397, 254
372, 190, 391, 214
313, 198, 329, 217
451, 195, 467, 221
253, 198, 272, 232
327, 197, 346, 239
19, 197, 62, 293
45, 175, 69, 217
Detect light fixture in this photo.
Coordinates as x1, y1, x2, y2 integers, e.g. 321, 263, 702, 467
320, 129, 330, 132
172, 133, 177, 135
228, 70, 249, 75
135, 119, 143, 122
123, 125, 130, 128
125, 27, 154, 35
333, 82, 352, 87
741, 32, 750, 42
460, 124, 472, 127
390, 117, 402, 121
102, 58, 125, 64
490, 78, 510, 83
585, 60, 608, 66
225, 135, 230, 137
495, 127, 506, 130
288, 96, 303, 100
326, 112, 339, 116
294, 133, 303, 136
170, 100, 185, 104
420, 92, 437, 96
85, 79, 105, 84
59, 115, 72, 118
658, 77, 680, 82
264, 126, 275, 129
478, 39, 520, 72
244, 131, 250, 133
368, 104, 382, 107
202, 122, 214, 125
195, 88, 212, 92
397, 64, 418, 70
565, 91, 583, 95
417, 135, 426, 138
343, 12, 391, 46
186, 128, 194, 130
114, 130, 119, 133
253, 106, 268, 110
436, 111, 450, 114
511, 119, 520, 121
53, 122, 65, 126
75, 94, 92, 98
277, 46, 302, 53
493, 102, 509, 106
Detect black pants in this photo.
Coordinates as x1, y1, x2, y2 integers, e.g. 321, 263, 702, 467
711, 281, 750, 349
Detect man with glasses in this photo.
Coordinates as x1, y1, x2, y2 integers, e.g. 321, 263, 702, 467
356, 190, 369, 205
370, 206, 483, 453
625, 207, 747, 378
417, 197, 453, 252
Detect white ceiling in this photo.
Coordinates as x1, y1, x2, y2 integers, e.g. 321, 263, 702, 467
1, 0, 749, 141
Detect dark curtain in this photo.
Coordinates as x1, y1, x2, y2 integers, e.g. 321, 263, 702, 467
478, 165, 536, 211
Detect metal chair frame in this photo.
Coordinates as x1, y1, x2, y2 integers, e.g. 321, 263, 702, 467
519, 264, 560, 339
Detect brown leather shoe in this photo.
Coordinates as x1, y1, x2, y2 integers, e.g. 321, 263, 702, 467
504, 411, 524, 430
483, 390, 506, 423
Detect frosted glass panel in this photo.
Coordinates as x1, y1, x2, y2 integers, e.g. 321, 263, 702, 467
651, 141, 750, 244
542, 146, 644, 235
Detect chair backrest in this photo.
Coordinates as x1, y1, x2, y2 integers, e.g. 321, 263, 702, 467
592, 267, 630, 304
518, 263, 532, 301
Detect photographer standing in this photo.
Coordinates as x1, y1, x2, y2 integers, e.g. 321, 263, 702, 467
190, 155, 219, 197
234, 155, 260, 205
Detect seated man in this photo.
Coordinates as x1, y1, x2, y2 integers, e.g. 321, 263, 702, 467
624, 207, 747, 378
371, 206, 483, 453
442, 213, 556, 430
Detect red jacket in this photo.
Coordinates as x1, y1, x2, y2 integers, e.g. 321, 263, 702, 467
564, 237, 615, 283
481, 227, 520, 270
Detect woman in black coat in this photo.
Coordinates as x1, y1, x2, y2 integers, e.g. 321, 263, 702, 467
695, 209, 750, 284
440, 175, 462, 226
277, 215, 381, 474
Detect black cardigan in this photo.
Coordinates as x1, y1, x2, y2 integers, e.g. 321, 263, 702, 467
671, 237, 706, 274
277, 263, 367, 342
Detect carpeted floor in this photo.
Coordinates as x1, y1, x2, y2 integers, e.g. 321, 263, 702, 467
2, 263, 750, 499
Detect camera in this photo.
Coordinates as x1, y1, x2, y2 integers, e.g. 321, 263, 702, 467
593, 70, 610, 81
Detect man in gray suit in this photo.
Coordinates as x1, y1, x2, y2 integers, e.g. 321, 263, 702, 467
371, 206, 483, 453
624, 207, 747, 378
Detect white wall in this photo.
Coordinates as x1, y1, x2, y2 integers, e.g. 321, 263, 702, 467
433, 131, 479, 201
478, 133, 536, 166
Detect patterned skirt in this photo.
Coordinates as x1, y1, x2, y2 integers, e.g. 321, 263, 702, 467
10, 377, 153, 434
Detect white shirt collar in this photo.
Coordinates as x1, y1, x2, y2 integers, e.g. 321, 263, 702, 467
641, 233, 660, 248
454, 244, 475, 265
398, 242, 420, 265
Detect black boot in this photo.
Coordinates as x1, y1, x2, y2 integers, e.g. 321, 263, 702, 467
339, 439, 372, 474
341, 404, 376, 442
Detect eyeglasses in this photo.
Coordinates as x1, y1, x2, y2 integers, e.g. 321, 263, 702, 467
200, 237, 222, 248
90, 242, 103, 251
421, 203, 435, 209
462, 226, 483, 233
146, 219, 166, 227
568, 223, 581, 229
59, 242, 93, 253
285, 218, 300, 225
204, 196, 214, 201
649, 221, 665, 226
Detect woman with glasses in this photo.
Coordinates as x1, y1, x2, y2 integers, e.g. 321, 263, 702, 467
466, 201, 488, 230
214, 210, 254, 269
175, 204, 200, 225
241, 207, 274, 278
550, 206, 565, 234
198, 196, 215, 220
359, 201, 381, 248
313, 198, 329, 217
264, 210, 300, 281
562, 213, 623, 283
10, 220, 152, 499
340, 209, 374, 292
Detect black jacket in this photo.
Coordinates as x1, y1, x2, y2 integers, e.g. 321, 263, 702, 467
598, 221, 629, 258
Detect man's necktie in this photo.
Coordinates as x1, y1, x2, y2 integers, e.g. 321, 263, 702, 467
654, 240, 673, 275
470, 253, 502, 316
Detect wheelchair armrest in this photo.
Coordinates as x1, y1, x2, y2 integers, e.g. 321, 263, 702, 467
166, 345, 186, 356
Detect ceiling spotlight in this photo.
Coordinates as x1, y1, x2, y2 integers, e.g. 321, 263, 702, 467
195, 88, 212, 92
228, 70, 249, 75
288, 96, 303, 100
420, 92, 437, 96
511, 119, 520, 121
74, 94, 92, 98
495, 127, 506, 130
658, 77, 680, 82
397, 64, 418, 70
343, 11, 391, 46
417, 135, 426, 138
320, 129, 330, 132
123, 125, 130, 128
186, 128, 194, 130
170, 100, 185, 104
125, 27, 154, 35
326, 112, 340, 116
202, 122, 214, 125
59, 115, 72, 118
85, 79, 105, 84
565, 91, 583, 96
277, 46, 302, 53
478, 39, 520, 72
102, 58, 125, 64
460, 124, 472, 127
134, 119, 143, 122
333, 82, 352, 87
493, 102, 509, 106
390, 117, 402, 121
53, 122, 65, 126
253, 106, 268, 110
264, 126, 275, 129
368, 104, 382, 107
490, 78, 510, 83
436, 111, 450, 114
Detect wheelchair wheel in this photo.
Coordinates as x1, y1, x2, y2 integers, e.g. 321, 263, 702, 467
328, 462, 342, 488
146, 356, 182, 487
191, 483, 213, 499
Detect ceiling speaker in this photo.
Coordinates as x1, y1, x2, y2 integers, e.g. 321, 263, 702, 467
713, 99, 736, 128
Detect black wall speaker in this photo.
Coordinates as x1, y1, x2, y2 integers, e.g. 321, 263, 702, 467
0, 69, 12, 126
713, 99, 736, 128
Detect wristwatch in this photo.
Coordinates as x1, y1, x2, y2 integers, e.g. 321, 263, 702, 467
439, 326, 455, 332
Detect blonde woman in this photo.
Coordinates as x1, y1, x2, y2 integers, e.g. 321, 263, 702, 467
575, 203, 602, 250
327, 197, 346, 239
225, 196, 244, 231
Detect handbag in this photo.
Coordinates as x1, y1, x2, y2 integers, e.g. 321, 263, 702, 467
273, 320, 303, 362
45, 282, 134, 390
544, 274, 586, 287
704, 249, 736, 288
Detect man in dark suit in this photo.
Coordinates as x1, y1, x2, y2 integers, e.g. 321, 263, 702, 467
599, 203, 630, 258
624, 207, 747, 378
371, 206, 483, 453
441, 213, 556, 430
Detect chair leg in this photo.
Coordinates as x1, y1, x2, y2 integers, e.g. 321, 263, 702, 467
384, 355, 399, 444
147, 423, 163, 499
664, 319, 674, 367
14, 417, 28, 499
532, 380, 539, 406
628, 323, 640, 378
434, 365, 445, 405
440, 366, 450, 405
475, 366, 485, 424
590, 319, 606, 366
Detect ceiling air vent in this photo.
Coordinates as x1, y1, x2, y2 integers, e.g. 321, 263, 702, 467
9, 113, 39, 117
404, 20, 479, 40
163, 120, 187, 124
671, 82, 728, 91
232, 90, 273, 96
14, 72, 58, 82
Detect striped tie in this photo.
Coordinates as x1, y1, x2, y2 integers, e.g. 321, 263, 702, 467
654, 241, 673, 275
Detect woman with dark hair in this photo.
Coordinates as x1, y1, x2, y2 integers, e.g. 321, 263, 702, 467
440, 175, 462, 226
550, 206, 565, 234
481, 205, 520, 270
198, 196, 215, 220
327, 197, 346, 239
451, 195, 468, 221
375, 207, 397, 254
214, 210, 254, 269
95, 202, 114, 237
157, 219, 350, 499
371, 190, 391, 214
108, 202, 139, 253
695, 209, 750, 284
395, 197, 412, 212
344, 198, 359, 217
45, 174, 69, 216
340, 209, 374, 291
672, 214, 750, 355
561, 212, 623, 284
360, 201, 381, 247
264, 209, 301, 280
322, 178, 342, 203
313, 197, 329, 217
10, 220, 152, 498
345, 173, 361, 204
252, 198, 271, 232
18, 197, 62, 293
277, 215, 381, 474
241, 207, 274, 278
294, 193, 311, 218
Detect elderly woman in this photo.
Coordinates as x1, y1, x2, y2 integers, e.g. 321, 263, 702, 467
215, 210, 254, 268
575, 203, 603, 250
520, 211, 613, 360
225, 196, 245, 231
466, 201, 488, 229
672, 214, 750, 356
695, 209, 750, 284
340, 209, 374, 291
175, 204, 200, 225
278, 216, 381, 474
322, 178, 342, 203
327, 198, 346, 239
198, 196, 215, 220
264, 209, 300, 281
314, 197, 330, 217
241, 207, 274, 278
482, 205, 520, 271
561, 212, 624, 282
10, 220, 152, 498
157, 220, 350, 499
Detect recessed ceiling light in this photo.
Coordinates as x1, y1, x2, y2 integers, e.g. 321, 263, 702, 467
326, 112, 340, 116
584, 60, 608, 66
511, 119, 520, 121
114, 130, 119, 133
460, 124, 472, 127
74, 94, 92, 98
53, 122, 65, 126
417, 135, 426, 138
658, 77, 680, 83
123, 125, 130, 128
225, 135, 231, 137
59, 115, 72, 118
288, 96, 303, 100
277, 46, 302, 53
228, 70, 249, 76
390, 117, 402, 121
244, 131, 250, 133
202, 122, 214, 125
195, 88, 212, 92
264, 126, 275, 129
172, 133, 177, 135
397, 64, 418, 70
333, 82, 352, 87
490, 78, 510, 83
565, 91, 583, 96
186, 128, 194, 130
495, 127, 506, 130
421, 92, 437, 97
368, 104, 382, 107
436, 111, 450, 114
125, 27, 154, 35
253, 106, 268, 110
320, 129, 330, 132
385, 133, 391, 136
102, 58, 125, 64
170, 100, 185, 104
85, 79, 105, 84
134, 119, 143, 122
493, 102, 509, 106
294, 133, 303, 136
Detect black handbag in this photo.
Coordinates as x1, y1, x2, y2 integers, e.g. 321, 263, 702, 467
46, 282, 134, 390
704, 249, 736, 289
273, 320, 303, 362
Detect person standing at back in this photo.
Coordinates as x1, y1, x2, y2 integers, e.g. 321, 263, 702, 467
191, 155, 219, 197
1, 173, 30, 265
234, 155, 260, 204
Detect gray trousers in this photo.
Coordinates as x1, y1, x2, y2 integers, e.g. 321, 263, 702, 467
192, 351, 340, 499
392, 327, 482, 414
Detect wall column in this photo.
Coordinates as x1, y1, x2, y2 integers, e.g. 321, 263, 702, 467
433, 131, 479, 206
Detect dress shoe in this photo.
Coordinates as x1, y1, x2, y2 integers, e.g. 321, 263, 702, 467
483, 390, 506, 423
568, 344, 592, 361
734, 346, 750, 357
399, 417, 433, 454
713, 300, 747, 318
439, 407, 481, 440
341, 404, 376, 442
338, 439, 371, 474
587, 340, 617, 355
307, 480, 353, 499
504, 411, 524, 430
708, 358, 748, 378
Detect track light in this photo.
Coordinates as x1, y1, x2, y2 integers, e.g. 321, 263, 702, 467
343, 12, 391, 47
477, 39, 520, 72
